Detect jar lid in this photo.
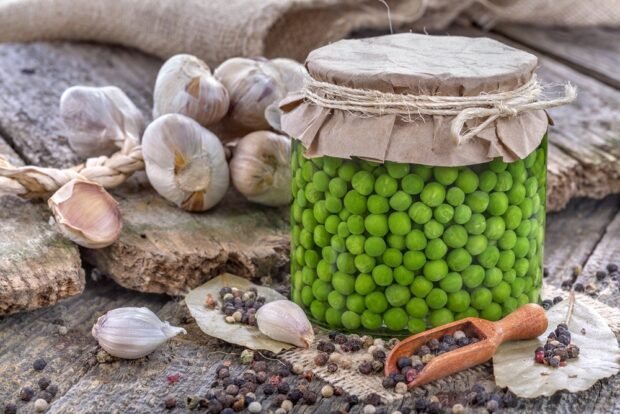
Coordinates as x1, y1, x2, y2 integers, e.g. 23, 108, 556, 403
280, 33, 563, 166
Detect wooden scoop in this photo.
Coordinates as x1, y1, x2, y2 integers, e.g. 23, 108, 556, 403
385, 304, 548, 388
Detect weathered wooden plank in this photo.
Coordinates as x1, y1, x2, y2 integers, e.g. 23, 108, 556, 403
0, 134, 83, 315
495, 25, 620, 90
0, 42, 290, 296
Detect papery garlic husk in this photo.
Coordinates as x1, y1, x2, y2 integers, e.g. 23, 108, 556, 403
92, 307, 186, 359
60, 85, 145, 158
214, 57, 287, 130
153, 54, 230, 126
266, 58, 307, 93
230, 131, 291, 206
142, 113, 229, 212
48, 178, 122, 248
255, 300, 314, 348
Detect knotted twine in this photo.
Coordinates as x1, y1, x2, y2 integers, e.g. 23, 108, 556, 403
303, 74, 577, 145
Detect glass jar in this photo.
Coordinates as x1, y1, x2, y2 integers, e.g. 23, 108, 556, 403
290, 136, 547, 335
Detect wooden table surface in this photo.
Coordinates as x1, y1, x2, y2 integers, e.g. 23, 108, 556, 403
0, 24, 619, 413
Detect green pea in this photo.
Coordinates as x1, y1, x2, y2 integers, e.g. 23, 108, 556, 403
465, 213, 486, 235
425, 239, 448, 260
402, 174, 425, 195
484, 267, 503, 287
433, 167, 459, 185
383, 308, 408, 331
302, 267, 317, 285
337, 222, 350, 238
443, 224, 468, 248
302, 162, 317, 181
513, 237, 529, 258
484, 216, 505, 240
311, 157, 323, 168
347, 294, 366, 313
313, 201, 329, 224
466, 191, 489, 213
488, 192, 509, 216
316, 259, 332, 282
446, 187, 465, 207
302, 209, 317, 230
338, 161, 357, 181
352, 171, 375, 195
323, 157, 342, 176
354, 254, 376, 274
385, 285, 411, 307
462, 264, 485, 288
372, 264, 393, 286
365, 291, 388, 314
355, 273, 376, 295
479, 171, 498, 192
296, 189, 307, 208
478, 246, 500, 269
325, 308, 343, 327
412, 165, 433, 181
423, 259, 449, 281
455, 307, 479, 320
292, 225, 301, 246
497, 250, 516, 272
408, 317, 427, 333
456, 168, 479, 193
507, 183, 526, 205
361, 310, 383, 330
390, 191, 412, 211
489, 158, 507, 173
425, 288, 447, 309
517, 293, 530, 307
292, 270, 303, 290
471, 287, 493, 310
498, 230, 517, 250
344, 215, 363, 235
324, 195, 342, 213
367, 194, 389, 214
341, 310, 361, 329
312, 279, 332, 301
343, 190, 367, 215
403, 251, 426, 271
331, 235, 345, 253
385, 161, 410, 178
466, 234, 488, 256
532, 194, 542, 215
529, 288, 541, 303
453, 204, 472, 224
394, 266, 415, 286
523, 276, 534, 292
301, 286, 314, 306
339, 209, 351, 221
409, 202, 433, 224
424, 219, 444, 239
294, 246, 305, 266
503, 269, 517, 284
406, 297, 429, 318
314, 225, 331, 247
388, 212, 412, 236
304, 251, 318, 268
420, 182, 446, 207
364, 236, 387, 257
363, 214, 388, 237
439, 272, 463, 293
305, 183, 323, 204
332, 272, 355, 295
519, 198, 533, 219
383, 248, 403, 268
313, 171, 330, 192
503, 206, 522, 230
360, 159, 381, 172
322, 246, 337, 264
434, 204, 454, 224
336, 252, 356, 274
292, 203, 303, 224
524, 149, 537, 168
492, 281, 511, 303
327, 290, 346, 310
300, 229, 314, 249
405, 229, 427, 251
502, 297, 518, 316
511, 278, 525, 298
375, 174, 398, 198
516, 220, 532, 237
447, 248, 472, 272
387, 234, 406, 250
515, 258, 529, 277
327, 178, 347, 199
495, 171, 513, 192
411, 276, 434, 298
429, 308, 454, 327
508, 160, 527, 183
447, 290, 471, 312
525, 176, 538, 197
291, 288, 302, 305
310, 300, 327, 321
481, 303, 502, 321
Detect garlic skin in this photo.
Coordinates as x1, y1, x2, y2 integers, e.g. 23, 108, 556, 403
48, 178, 122, 248
230, 131, 291, 206
256, 300, 314, 348
153, 54, 229, 126
267, 58, 307, 93
214, 57, 287, 130
142, 113, 229, 212
60, 85, 144, 158
92, 307, 186, 359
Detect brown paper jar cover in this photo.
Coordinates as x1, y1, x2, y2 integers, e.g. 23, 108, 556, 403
280, 33, 548, 167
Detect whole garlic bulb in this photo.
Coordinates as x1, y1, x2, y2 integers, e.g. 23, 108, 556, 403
48, 178, 122, 248
60, 85, 145, 158
142, 113, 229, 212
92, 307, 186, 359
153, 54, 229, 126
256, 300, 314, 348
214, 57, 287, 130
230, 131, 291, 206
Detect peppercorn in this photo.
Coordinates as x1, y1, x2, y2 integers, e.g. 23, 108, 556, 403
486, 399, 500, 412
318, 341, 336, 353
301, 370, 313, 381
221, 408, 235, 414
263, 384, 276, 395
252, 361, 267, 372
574, 283, 585, 292
273, 394, 287, 407
553, 296, 563, 304
206, 399, 223, 414
451, 404, 465, 414
456, 337, 470, 347
4, 403, 17, 414
417, 345, 431, 356
365, 393, 382, 406
358, 362, 373, 375
394, 382, 407, 395
232, 396, 246, 412
248, 401, 262, 413
596, 270, 607, 280
19, 386, 35, 401
561, 280, 572, 290
427, 338, 440, 351
287, 389, 303, 404
321, 385, 334, 398
372, 349, 386, 361
382, 376, 395, 389
277, 382, 290, 394
428, 401, 442, 414
541, 299, 553, 310
33, 399, 48, 413
334, 334, 348, 344
371, 360, 384, 373
46, 384, 59, 397
256, 371, 268, 384
164, 395, 176, 409
32, 358, 47, 371
314, 352, 329, 367
607, 263, 618, 273
414, 398, 428, 411
327, 362, 338, 373
302, 391, 318, 405
278, 366, 291, 377
218, 367, 230, 379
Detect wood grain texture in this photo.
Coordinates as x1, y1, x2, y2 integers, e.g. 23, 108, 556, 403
0, 135, 83, 315
495, 25, 620, 90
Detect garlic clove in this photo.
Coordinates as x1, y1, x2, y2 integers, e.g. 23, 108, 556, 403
142, 113, 230, 212
60, 85, 144, 158
48, 178, 122, 248
266, 58, 307, 93
92, 307, 186, 359
214, 57, 287, 130
230, 131, 291, 206
256, 300, 314, 348
153, 54, 230, 126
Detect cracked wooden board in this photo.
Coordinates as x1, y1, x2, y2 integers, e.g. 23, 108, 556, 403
0, 135, 83, 315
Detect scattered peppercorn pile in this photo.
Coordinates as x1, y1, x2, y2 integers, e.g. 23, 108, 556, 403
534, 323, 580, 367
4, 358, 60, 414
205, 286, 266, 326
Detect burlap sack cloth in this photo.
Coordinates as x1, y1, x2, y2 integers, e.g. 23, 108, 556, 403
0, 0, 618, 67
280, 33, 576, 167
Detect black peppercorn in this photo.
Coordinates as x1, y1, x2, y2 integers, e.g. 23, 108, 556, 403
207, 399, 223, 414
288, 389, 303, 404
596, 270, 607, 280
428, 401, 443, 414
327, 362, 338, 373
427, 338, 440, 351
20, 386, 35, 401
40, 391, 54, 403
503, 390, 517, 407
397, 357, 412, 369
314, 352, 329, 366
365, 393, 381, 406
543, 267, 549, 278
218, 367, 230, 379
553, 296, 563, 304
317, 341, 336, 353
233, 377, 245, 387
441, 334, 455, 346
46, 384, 59, 397
414, 398, 428, 411
417, 345, 431, 356
277, 382, 290, 394
358, 362, 373, 375
278, 367, 291, 377
302, 391, 318, 405
334, 334, 348, 344
574, 283, 585, 292
561, 280, 572, 290
328, 331, 339, 340
263, 384, 275, 395
382, 377, 395, 389
32, 358, 47, 371
401, 407, 412, 414
372, 349, 386, 361
221, 408, 235, 414
541, 299, 553, 310
607, 263, 618, 273
393, 373, 405, 384
252, 361, 267, 372
345, 394, 359, 405
38, 377, 51, 390
4, 403, 17, 414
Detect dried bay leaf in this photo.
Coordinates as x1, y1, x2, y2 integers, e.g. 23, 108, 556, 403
185, 273, 294, 353
493, 299, 620, 398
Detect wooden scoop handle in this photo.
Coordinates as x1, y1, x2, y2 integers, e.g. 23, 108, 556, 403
493, 303, 548, 344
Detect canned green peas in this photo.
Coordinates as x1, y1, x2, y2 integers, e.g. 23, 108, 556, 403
291, 136, 547, 334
